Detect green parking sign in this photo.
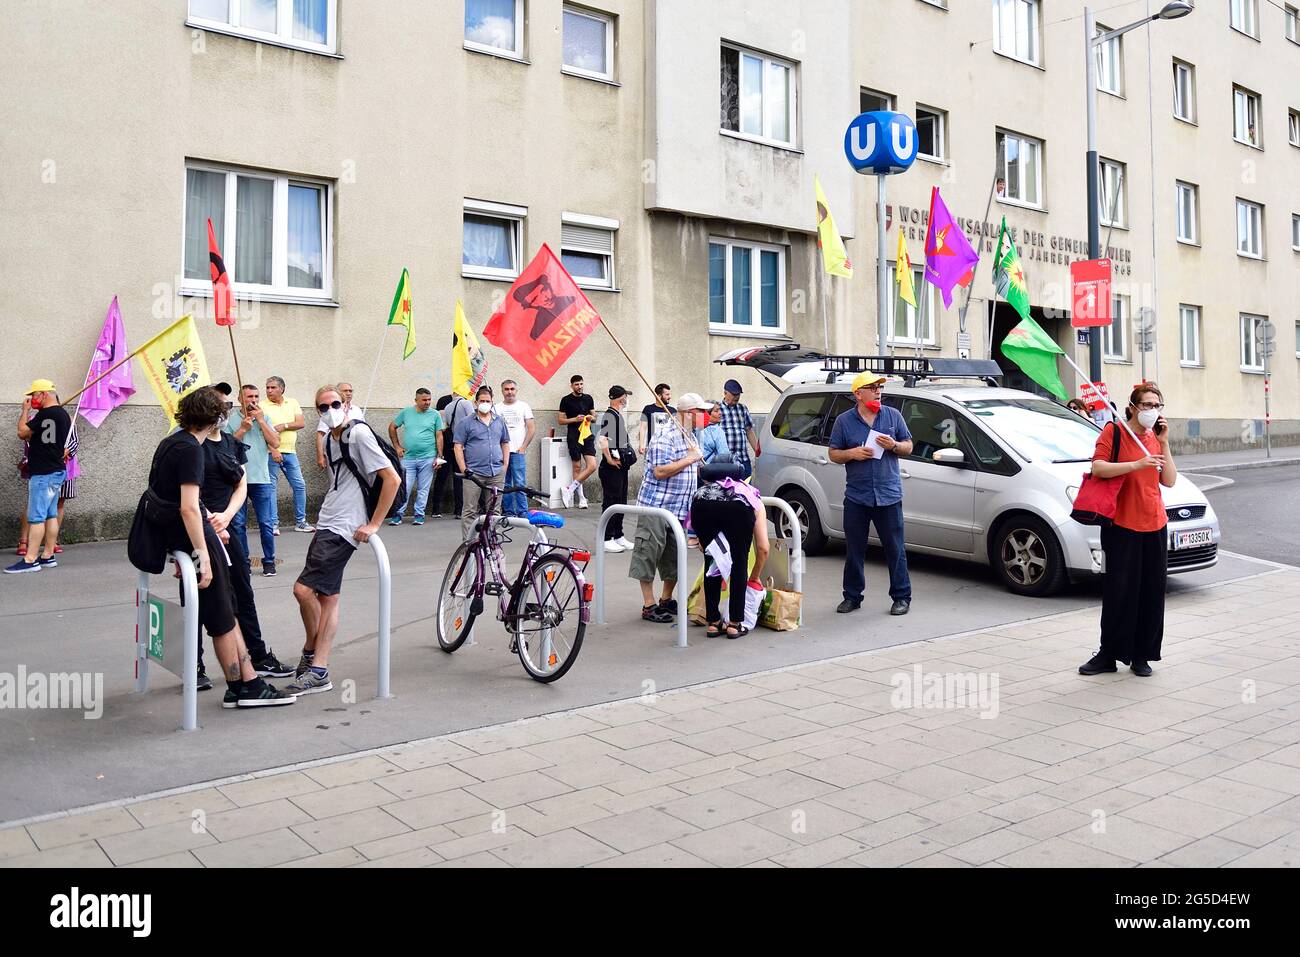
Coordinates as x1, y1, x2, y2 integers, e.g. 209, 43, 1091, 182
147, 596, 165, 662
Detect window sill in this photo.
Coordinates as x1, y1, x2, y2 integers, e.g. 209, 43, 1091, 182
1173, 115, 1198, 127
1100, 221, 1130, 232
888, 342, 941, 351
561, 68, 620, 87
462, 270, 521, 283
1175, 238, 1201, 249
708, 326, 792, 341
1236, 253, 1266, 263
996, 197, 1046, 214
1179, 362, 1204, 369
916, 155, 948, 167
1240, 367, 1266, 375
575, 284, 621, 294
1229, 27, 1262, 42
719, 129, 804, 155
463, 43, 530, 65
1232, 138, 1264, 152
185, 21, 342, 57
182, 286, 339, 307
992, 50, 1044, 72
1099, 88, 1125, 100
1103, 357, 1132, 366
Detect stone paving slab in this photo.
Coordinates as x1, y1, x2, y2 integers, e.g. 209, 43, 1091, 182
3, 566, 1300, 868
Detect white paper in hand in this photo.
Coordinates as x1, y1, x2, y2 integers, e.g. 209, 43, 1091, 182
705, 537, 732, 579
863, 430, 889, 458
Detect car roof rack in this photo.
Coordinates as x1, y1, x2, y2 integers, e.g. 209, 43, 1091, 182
820, 355, 1004, 388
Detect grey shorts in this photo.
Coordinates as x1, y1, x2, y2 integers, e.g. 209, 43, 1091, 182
627, 515, 679, 583
296, 529, 357, 596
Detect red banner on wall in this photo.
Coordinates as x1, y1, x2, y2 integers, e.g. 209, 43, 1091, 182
1070, 258, 1112, 328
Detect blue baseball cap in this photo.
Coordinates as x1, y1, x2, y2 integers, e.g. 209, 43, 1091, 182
723, 379, 743, 396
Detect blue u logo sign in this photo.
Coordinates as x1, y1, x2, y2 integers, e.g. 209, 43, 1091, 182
844, 111, 917, 175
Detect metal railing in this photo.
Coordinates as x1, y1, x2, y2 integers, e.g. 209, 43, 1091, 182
592, 505, 689, 648
134, 551, 200, 732
761, 496, 804, 625
369, 533, 392, 699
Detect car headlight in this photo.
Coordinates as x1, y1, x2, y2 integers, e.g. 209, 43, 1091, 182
1066, 486, 1079, 503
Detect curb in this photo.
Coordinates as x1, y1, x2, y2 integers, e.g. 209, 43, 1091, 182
1184, 456, 1300, 474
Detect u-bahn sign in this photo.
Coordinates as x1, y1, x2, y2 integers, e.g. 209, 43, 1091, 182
844, 111, 917, 175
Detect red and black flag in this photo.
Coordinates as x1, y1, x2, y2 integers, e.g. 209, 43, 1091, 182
207, 218, 234, 327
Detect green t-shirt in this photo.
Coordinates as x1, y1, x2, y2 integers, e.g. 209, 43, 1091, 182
394, 406, 444, 460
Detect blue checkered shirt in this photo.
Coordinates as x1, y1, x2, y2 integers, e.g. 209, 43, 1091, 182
637, 426, 698, 521
719, 401, 754, 469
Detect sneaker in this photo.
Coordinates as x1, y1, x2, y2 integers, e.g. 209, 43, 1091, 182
285, 668, 333, 696
603, 540, 626, 553
196, 667, 213, 692
53, 544, 63, 554
272, 524, 281, 537
295, 521, 315, 533
641, 604, 673, 624
656, 599, 678, 617
387, 516, 402, 526
3, 559, 41, 574
1131, 661, 1154, 677
262, 563, 277, 577
252, 650, 295, 678
836, 599, 861, 614
38, 555, 58, 568
1078, 650, 1118, 676
295, 653, 315, 678
413, 516, 425, 526
223, 679, 297, 709
577, 487, 589, 509
561, 483, 575, 509
616, 537, 634, 550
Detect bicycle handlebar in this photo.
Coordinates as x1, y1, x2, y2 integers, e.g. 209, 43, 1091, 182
457, 472, 544, 500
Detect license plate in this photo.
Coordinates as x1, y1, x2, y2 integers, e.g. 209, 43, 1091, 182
1173, 527, 1213, 550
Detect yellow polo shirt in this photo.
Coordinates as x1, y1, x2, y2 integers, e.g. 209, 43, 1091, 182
264, 397, 303, 454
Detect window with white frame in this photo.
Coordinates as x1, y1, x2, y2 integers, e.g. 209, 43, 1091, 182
1176, 181, 1199, 244
860, 88, 893, 113
1172, 60, 1196, 122
1233, 86, 1262, 147
183, 163, 332, 300
1295, 320, 1300, 358
1230, 0, 1259, 38
1290, 110, 1300, 147
1179, 304, 1202, 366
1237, 199, 1264, 258
720, 44, 797, 148
1095, 24, 1123, 96
462, 199, 525, 280
1240, 313, 1266, 371
915, 105, 947, 161
560, 213, 617, 290
188, 0, 336, 53
562, 6, 614, 81
1293, 213, 1300, 250
992, 0, 1040, 66
1099, 158, 1126, 227
888, 264, 936, 345
464, 0, 524, 59
997, 130, 1043, 208
1288, 5, 1299, 42
708, 238, 786, 333
1103, 294, 1130, 361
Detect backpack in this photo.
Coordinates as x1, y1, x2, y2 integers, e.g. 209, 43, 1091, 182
326, 421, 406, 521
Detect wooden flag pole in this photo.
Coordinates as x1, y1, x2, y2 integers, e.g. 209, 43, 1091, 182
59, 316, 191, 409
598, 321, 698, 450
226, 325, 244, 395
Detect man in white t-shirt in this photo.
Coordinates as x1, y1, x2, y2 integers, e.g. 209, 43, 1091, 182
494, 379, 536, 518
290, 386, 399, 697
314, 381, 365, 469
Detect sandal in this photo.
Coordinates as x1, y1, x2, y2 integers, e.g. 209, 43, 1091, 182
15, 541, 27, 556
725, 623, 750, 640
705, 621, 725, 638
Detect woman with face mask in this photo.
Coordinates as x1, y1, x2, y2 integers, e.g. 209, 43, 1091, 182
1079, 384, 1178, 678
696, 401, 732, 465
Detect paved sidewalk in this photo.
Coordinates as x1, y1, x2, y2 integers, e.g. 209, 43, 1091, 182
1177, 447, 1300, 472
3, 566, 1299, 869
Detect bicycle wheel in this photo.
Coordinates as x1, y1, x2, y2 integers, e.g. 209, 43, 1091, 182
512, 555, 586, 683
436, 541, 480, 653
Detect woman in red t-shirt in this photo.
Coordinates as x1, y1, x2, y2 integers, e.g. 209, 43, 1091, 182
1079, 384, 1178, 677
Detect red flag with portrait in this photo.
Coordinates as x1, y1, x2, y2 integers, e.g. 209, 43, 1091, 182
482, 244, 602, 386
207, 218, 234, 327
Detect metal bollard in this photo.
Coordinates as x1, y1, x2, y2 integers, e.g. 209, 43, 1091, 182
761, 496, 805, 626
593, 504, 689, 648
174, 551, 200, 732
369, 534, 392, 699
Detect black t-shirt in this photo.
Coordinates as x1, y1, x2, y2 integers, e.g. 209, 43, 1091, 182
641, 403, 677, 445
26, 406, 72, 475
148, 431, 205, 545
559, 393, 595, 443
200, 431, 248, 514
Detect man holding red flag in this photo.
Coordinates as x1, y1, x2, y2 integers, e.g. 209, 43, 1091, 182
207, 218, 234, 326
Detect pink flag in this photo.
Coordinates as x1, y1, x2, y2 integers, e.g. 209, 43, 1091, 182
923, 186, 980, 309
77, 296, 135, 428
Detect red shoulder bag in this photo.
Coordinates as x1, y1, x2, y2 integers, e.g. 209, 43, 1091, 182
1070, 422, 1124, 526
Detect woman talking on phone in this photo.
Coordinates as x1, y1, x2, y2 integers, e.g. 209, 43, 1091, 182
1079, 384, 1177, 678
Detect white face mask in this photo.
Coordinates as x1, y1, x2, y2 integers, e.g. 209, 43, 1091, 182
327, 406, 347, 429
477, 401, 493, 414
1136, 408, 1160, 429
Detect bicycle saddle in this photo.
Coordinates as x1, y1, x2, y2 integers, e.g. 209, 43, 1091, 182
527, 509, 565, 529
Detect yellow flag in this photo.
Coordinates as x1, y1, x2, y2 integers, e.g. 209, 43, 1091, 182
387, 268, 414, 359
814, 174, 853, 278
578, 418, 592, 444
451, 300, 487, 400
136, 315, 211, 427
896, 227, 917, 308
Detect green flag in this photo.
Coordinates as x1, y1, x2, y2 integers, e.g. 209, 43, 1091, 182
993, 218, 1030, 322
1001, 315, 1068, 401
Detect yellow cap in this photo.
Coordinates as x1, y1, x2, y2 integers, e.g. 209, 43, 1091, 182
850, 372, 887, 392
25, 378, 55, 395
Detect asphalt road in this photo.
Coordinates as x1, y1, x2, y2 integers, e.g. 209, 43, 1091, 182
1196, 465, 1300, 567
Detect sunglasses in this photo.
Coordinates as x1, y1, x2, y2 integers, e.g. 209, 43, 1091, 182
317, 400, 343, 414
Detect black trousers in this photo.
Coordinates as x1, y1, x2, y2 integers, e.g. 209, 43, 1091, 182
689, 497, 755, 624
431, 466, 463, 517
598, 462, 628, 540
197, 533, 267, 670
1100, 523, 1168, 664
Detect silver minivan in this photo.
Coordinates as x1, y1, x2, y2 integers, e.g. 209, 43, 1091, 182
723, 347, 1221, 597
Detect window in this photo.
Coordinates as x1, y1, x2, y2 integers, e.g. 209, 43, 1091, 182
1237, 199, 1264, 258
1295, 320, 1300, 359
1233, 86, 1262, 147
901, 398, 969, 463
1103, 294, 1129, 361
1179, 304, 1202, 366
1240, 314, 1266, 371
721, 45, 796, 148
888, 263, 937, 345
560, 212, 617, 290
997, 130, 1043, 208
1172, 60, 1196, 122
1099, 159, 1126, 227
462, 199, 525, 280
993, 0, 1040, 66
708, 238, 786, 333
1293, 214, 1300, 250
1230, 0, 1259, 38
860, 88, 894, 113
464, 0, 523, 59
1288, 5, 1299, 42
915, 105, 946, 161
187, 0, 336, 53
770, 394, 831, 445
183, 162, 332, 300
1095, 24, 1123, 96
1290, 110, 1300, 147
1175, 181, 1199, 244
562, 6, 614, 81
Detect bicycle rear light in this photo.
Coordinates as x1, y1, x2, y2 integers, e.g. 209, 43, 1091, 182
571, 550, 591, 563
582, 583, 594, 602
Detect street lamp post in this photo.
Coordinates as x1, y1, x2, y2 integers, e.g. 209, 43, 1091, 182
1084, 1, 1193, 384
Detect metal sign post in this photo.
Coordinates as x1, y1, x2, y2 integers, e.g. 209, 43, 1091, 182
1256, 320, 1276, 458
134, 551, 201, 732
1136, 307, 1155, 381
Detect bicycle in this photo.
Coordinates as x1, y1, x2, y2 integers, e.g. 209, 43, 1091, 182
435, 472, 592, 682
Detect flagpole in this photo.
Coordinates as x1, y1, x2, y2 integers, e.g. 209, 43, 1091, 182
1058, 349, 1144, 447
360, 324, 391, 416
226, 326, 244, 395
59, 316, 192, 409
598, 321, 698, 450
957, 152, 1005, 352
820, 268, 831, 355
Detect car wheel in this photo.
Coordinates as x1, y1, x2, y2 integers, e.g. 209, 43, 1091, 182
776, 488, 827, 556
992, 515, 1066, 597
